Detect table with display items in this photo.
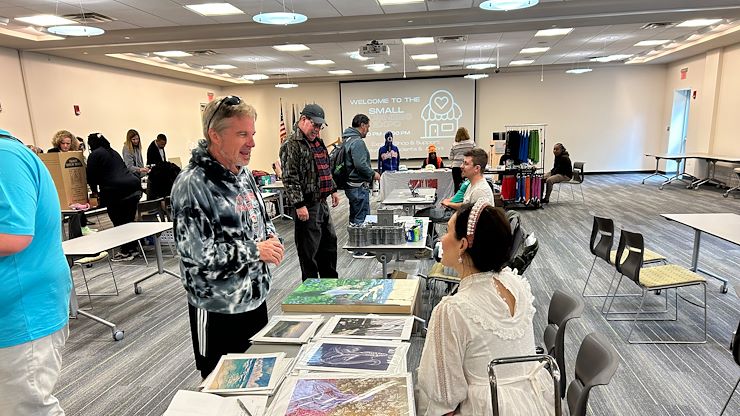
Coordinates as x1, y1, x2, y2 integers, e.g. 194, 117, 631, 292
381, 187, 436, 215
379, 169, 454, 204
261, 181, 292, 220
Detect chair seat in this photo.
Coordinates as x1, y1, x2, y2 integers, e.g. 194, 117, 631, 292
74, 251, 109, 265
734, 167, 740, 174
610, 248, 666, 265
639, 264, 705, 288
427, 262, 460, 282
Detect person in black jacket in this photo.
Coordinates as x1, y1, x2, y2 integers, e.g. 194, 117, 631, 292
542, 142, 572, 204
146, 133, 168, 166
87, 133, 143, 261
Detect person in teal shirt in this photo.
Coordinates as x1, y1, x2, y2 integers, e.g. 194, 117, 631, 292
0, 129, 71, 415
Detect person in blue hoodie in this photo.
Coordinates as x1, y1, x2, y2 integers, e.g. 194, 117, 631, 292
343, 114, 380, 259
378, 131, 400, 173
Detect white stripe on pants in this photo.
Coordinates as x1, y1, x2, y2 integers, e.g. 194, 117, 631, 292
0, 326, 68, 416
198, 308, 208, 357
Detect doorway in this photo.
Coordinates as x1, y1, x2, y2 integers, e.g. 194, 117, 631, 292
666, 89, 690, 173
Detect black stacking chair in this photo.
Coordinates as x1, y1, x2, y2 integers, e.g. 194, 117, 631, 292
566, 333, 620, 416
544, 290, 584, 398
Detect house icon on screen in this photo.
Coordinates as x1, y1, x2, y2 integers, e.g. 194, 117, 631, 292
421, 89, 462, 139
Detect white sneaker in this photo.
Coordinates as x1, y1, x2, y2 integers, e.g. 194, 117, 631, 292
111, 252, 134, 262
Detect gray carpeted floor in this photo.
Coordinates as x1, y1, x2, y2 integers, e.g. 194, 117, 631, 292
56, 173, 740, 415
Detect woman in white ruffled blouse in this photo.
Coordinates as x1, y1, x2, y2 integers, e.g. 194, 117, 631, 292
417, 200, 554, 416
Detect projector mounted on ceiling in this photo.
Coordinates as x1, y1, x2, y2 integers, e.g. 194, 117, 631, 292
359, 40, 390, 58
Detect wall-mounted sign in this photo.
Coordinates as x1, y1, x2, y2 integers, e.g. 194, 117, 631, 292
680, 67, 688, 80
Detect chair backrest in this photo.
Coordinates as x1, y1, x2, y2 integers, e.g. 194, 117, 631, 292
137, 198, 165, 222
589, 216, 614, 262
572, 162, 585, 183
544, 290, 585, 398
614, 229, 644, 284
566, 332, 620, 416
733, 318, 740, 366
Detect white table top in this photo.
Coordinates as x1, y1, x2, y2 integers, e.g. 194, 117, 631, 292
661, 213, 740, 246
646, 153, 740, 163
343, 216, 429, 250
62, 222, 173, 256
382, 188, 436, 205
261, 181, 285, 190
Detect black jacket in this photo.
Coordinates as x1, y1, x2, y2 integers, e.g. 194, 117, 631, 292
551, 150, 573, 178
279, 127, 336, 208
87, 134, 142, 205
146, 140, 166, 166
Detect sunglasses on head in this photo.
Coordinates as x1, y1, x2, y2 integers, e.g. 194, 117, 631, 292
206, 96, 241, 132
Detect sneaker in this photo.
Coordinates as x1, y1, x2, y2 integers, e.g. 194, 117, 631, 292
81, 226, 98, 235
541, 198, 549, 204
352, 251, 376, 259
111, 252, 134, 262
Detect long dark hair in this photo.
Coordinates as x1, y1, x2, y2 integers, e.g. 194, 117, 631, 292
453, 203, 512, 272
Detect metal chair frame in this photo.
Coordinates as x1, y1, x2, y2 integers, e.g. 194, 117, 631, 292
555, 162, 585, 203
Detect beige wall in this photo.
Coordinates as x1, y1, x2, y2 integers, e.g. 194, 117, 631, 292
713, 43, 740, 156
4, 49, 219, 163
223, 82, 341, 172
0, 47, 34, 140
476, 65, 668, 172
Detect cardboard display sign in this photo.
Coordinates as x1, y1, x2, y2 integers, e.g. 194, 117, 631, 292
40, 151, 88, 207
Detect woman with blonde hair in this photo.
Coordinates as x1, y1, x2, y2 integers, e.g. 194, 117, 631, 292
449, 127, 475, 191
122, 129, 149, 178
48, 130, 79, 153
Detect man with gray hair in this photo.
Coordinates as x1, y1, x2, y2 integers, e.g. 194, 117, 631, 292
171, 95, 285, 378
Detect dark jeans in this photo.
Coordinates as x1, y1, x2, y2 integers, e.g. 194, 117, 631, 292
451, 167, 463, 192
105, 194, 139, 254
345, 185, 370, 225
295, 200, 338, 281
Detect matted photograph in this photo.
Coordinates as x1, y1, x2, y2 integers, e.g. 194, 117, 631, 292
319, 315, 414, 341
203, 353, 285, 393
267, 373, 415, 416
250, 315, 323, 344
294, 339, 408, 374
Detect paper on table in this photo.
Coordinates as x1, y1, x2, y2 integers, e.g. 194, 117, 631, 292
162, 390, 267, 416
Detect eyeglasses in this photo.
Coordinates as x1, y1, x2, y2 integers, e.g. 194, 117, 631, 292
206, 95, 241, 132
311, 121, 325, 131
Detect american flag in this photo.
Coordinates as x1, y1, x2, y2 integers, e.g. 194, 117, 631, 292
279, 104, 287, 144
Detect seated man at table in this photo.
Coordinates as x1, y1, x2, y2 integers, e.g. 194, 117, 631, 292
441, 148, 492, 210
542, 142, 572, 204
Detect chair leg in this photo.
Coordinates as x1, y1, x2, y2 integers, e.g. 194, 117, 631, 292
556, 183, 560, 203
603, 274, 668, 318
76, 264, 94, 307
720, 378, 740, 416
138, 240, 149, 265
628, 283, 707, 344
582, 256, 598, 297
570, 182, 575, 201
107, 257, 119, 296
579, 183, 585, 203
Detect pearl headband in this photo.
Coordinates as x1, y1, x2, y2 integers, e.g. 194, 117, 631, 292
466, 198, 490, 248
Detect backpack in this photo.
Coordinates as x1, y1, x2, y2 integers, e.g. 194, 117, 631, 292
329, 139, 352, 190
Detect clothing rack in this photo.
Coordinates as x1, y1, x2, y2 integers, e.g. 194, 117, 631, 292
504, 123, 547, 172
500, 167, 543, 210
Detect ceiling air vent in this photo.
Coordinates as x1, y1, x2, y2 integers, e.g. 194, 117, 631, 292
62, 12, 116, 24
437, 35, 468, 43
641, 22, 675, 30
190, 50, 218, 56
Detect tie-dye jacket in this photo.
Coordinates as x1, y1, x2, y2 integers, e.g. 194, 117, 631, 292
171, 140, 277, 314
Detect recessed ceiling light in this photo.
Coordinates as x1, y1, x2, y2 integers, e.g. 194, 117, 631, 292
378, 0, 424, 5
154, 51, 192, 58
253, 12, 307, 25
402, 37, 434, 45
464, 73, 489, 79
418, 65, 440, 71
634, 40, 670, 47
677, 18, 722, 28
479, 0, 539, 11
535, 28, 573, 37
366, 63, 390, 71
510, 59, 534, 66
411, 54, 437, 60
206, 64, 237, 70
275, 83, 298, 89
349, 51, 370, 61
47, 25, 105, 36
329, 69, 353, 75
15, 14, 76, 26
273, 44, 310, 52
242, 73, 269, 81
466, 63, 496, 70
521, 47, 550, 54
306, 59, 335, 65
184, 3, 244, 16
566, 68, 592, 74
590, 54, 632, 63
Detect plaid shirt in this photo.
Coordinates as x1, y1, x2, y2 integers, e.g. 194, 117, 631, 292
309, 138, 333, 198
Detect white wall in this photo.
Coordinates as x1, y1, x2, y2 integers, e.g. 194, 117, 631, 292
0, 47, 34, 140
2, 49, 220, 164
713, 43, 740, 156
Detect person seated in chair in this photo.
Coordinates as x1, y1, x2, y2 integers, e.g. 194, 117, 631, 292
417, 200, 554, 415
441, 148, 492, 210
542, 142, 572, 204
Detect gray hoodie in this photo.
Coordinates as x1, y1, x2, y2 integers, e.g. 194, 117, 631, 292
342, 127, 374, 186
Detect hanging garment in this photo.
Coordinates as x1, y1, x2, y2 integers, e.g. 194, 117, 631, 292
506, 131, 522, 163
525, 176, 531, 202
530, 130, 540, 164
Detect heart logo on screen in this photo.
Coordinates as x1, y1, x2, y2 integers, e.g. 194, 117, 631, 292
434, 96, 450, 111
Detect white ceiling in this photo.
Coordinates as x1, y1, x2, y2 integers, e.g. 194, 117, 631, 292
2, 0, 740, 85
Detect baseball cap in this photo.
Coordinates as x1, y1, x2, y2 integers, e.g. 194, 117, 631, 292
301, 103, 327, 126
428, 144, 437, 153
